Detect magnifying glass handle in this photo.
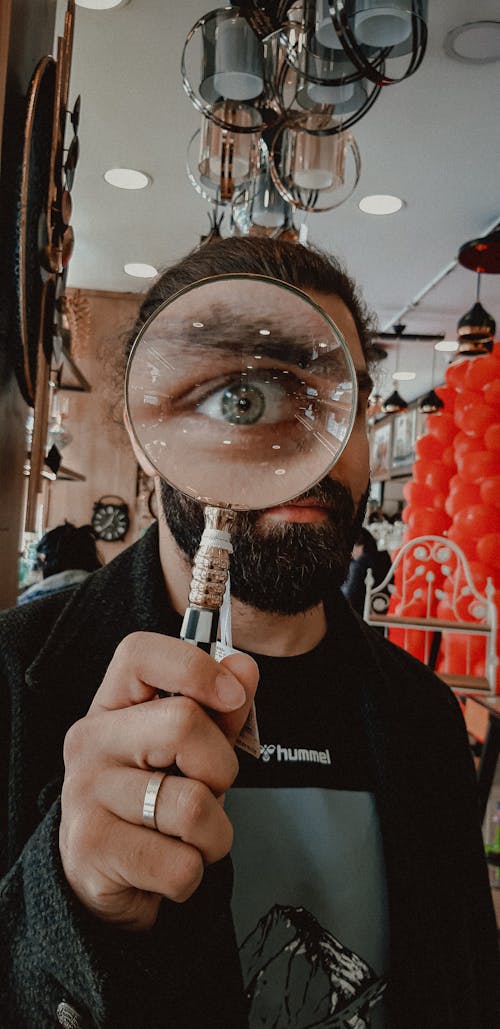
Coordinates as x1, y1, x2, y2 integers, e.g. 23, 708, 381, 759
179, 505, 234, 654
180, 605, 219, 654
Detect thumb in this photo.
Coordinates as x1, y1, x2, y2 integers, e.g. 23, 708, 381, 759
211, 651, 260, 747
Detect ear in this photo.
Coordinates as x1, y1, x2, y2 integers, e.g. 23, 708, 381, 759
123, 406, 158, 477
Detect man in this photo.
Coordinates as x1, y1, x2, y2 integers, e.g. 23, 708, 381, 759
0, 237, 498, 1029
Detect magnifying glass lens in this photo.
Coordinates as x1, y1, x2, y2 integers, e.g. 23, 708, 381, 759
126, 275, 357, 510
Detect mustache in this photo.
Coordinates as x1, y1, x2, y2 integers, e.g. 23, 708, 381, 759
248, 476, 355, 523
292, 477, 355, 509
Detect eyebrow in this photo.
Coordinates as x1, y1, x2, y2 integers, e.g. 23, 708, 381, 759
146, 320, 363, 373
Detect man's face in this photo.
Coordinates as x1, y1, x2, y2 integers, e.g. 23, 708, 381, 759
159, 290, 371, 615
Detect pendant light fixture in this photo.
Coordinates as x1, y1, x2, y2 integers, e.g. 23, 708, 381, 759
456, 272, 496, 356
180, 2, 429, 232
456, 226, 499, 355
381, 323, 408, 411
382, 388, 408, 413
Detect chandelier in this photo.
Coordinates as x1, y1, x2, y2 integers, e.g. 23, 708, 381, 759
181, 2, 428, 235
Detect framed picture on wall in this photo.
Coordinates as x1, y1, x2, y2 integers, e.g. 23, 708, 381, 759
415, 407, 427, 441
370, 420, 392, 481
391, 407, 417, 471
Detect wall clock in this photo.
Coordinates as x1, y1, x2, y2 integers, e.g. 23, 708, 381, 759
91, 496, 130, 542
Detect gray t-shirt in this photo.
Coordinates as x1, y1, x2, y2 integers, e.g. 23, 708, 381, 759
226, 635, 389, 1028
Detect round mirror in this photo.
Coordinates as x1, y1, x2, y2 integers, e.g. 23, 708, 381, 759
126, 274, 357, 511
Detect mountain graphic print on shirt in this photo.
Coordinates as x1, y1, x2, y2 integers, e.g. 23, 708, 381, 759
240, 903, 386, 1028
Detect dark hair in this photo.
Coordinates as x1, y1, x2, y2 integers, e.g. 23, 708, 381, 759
355, 527, 379, 554
125, 236, 377, 366
36, 522, 102, 578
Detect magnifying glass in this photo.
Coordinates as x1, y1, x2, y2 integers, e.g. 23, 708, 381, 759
126, 274, 357, 654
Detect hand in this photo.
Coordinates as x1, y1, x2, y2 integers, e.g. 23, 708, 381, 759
59, 631, 259, 931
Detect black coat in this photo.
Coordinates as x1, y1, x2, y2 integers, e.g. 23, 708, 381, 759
0, 525, 498, 1028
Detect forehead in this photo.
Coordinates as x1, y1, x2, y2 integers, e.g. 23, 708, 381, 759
306, 289, 366, 371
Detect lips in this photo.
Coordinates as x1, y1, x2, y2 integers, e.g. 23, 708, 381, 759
262, 498, 332, 522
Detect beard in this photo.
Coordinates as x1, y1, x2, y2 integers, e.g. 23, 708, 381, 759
159, 477, 369, 616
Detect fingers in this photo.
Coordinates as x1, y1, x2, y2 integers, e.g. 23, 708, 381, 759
95, 767, 233, 866
67, 696, 239, 795
211, 651, 260, 746
90, 631, 259, 720
61, 806, 207, 909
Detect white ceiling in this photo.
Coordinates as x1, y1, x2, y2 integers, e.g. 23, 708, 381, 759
55, 0, 500, 401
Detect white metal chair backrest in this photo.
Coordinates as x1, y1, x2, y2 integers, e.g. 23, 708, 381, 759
363, 534, 498, 694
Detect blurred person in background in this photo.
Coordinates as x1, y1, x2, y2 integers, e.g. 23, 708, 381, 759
18, 522, 102, 605
341, 527, 392, 617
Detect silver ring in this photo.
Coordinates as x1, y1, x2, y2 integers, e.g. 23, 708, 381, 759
142, 771, 166, 830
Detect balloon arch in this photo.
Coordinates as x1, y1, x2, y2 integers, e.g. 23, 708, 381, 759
388, 342, 500, 691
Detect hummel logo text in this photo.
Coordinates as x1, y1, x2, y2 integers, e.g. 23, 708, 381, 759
260, 744, 332, 765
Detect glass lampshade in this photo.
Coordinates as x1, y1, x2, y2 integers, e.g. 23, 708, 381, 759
212, 16, 264, 101
289, 125, 347, 190
314, 0, 343, 49
198, 105, 260, 199
352, 1, 413, 47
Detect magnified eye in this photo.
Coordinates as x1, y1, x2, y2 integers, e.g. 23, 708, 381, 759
196, 374, 293, 425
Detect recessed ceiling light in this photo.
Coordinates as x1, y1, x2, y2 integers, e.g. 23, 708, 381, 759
76, 1, 129, 10
104, 168, 150, 189
124, 262, 157, 278
359, 194, 404, 215
435, 339, 459, 352
393, 371, 416, 381
444, 21, 500, 64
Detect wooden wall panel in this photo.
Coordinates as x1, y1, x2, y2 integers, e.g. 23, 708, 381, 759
46, 288, 144, 565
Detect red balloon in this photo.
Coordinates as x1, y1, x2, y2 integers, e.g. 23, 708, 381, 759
407, 506, 449, 535
433, 492, 447, 510
413, 460, 429, 484
424, 462, 453, 494
484, 424, 500, 452
442, 446, 457, 468
403, 481, 436, 506
453, 390, 484, 430
442, 634, 486, 673
447, 525, 477, 561
426, 413, 456, 446
454, 432, 482, 459
483, 378, 500, 409
445, 482, 480, 517
448, 473, 465, 493
388, 627, 427, 661
460, 404, 498, 437
477, 534, 500, 570
456, 450, 500, 483
480, 476, 500, 507
414, 434, 444, 461
434, 385, 455, 411
459, 560, 496, 592
465, 354, 500, 391
453, 504, 500, 539
445, 359, 470, 391
436, 598, 455, 621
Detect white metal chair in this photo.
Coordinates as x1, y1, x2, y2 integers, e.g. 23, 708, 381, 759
363, 534, 498, 696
